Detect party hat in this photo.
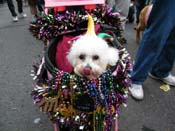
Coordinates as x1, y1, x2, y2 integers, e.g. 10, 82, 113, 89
85, 14, 96, 36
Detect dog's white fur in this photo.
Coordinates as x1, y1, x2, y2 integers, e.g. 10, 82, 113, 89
67, 35, 119, 79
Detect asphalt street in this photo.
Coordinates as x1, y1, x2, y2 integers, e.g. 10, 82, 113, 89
0, 2, 175, 131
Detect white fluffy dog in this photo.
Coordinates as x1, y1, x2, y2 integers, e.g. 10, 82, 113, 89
67, 15, 119, 79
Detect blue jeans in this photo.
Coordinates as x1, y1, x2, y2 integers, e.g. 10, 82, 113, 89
131, 0, 175, 85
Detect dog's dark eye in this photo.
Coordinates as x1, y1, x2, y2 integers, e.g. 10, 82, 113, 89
93, 55, 99, 60
79, 54, 85, 60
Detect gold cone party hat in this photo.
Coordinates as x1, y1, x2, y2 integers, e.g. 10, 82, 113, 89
85, 14, 96, 36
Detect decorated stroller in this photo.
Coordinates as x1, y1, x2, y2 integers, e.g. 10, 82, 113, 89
30, 1, 132, 131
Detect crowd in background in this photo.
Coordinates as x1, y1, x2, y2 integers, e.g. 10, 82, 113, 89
0, 0, 44, 22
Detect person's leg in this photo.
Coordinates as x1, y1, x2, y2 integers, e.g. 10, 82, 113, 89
28, 0, 37, 14
30, 5, 38, 22
136, 1, 146, 24
30, 5, 37, 15
6, 0, 17, 17
0, 0, 4, 4
28, 0, 37, 21
150, 26, 175, 78
135, 4, 141, 24
36, 0, 44, 12
16, 0, 27, 17
131, 1, 175, 85
16, 0, 23, 13
131, 28, 173, 86
130, 0, 175, 99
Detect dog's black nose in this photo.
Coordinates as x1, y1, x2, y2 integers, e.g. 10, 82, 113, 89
85, 64, 92, 69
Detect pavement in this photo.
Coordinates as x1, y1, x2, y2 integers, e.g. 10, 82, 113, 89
0, 2, 175, 131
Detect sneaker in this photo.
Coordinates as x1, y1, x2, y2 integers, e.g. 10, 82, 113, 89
31, 15, 37, 23
129, 84, 144, 100
149, 73, 175, 86
12, 16, 18, 22
19, 13, 27, 18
